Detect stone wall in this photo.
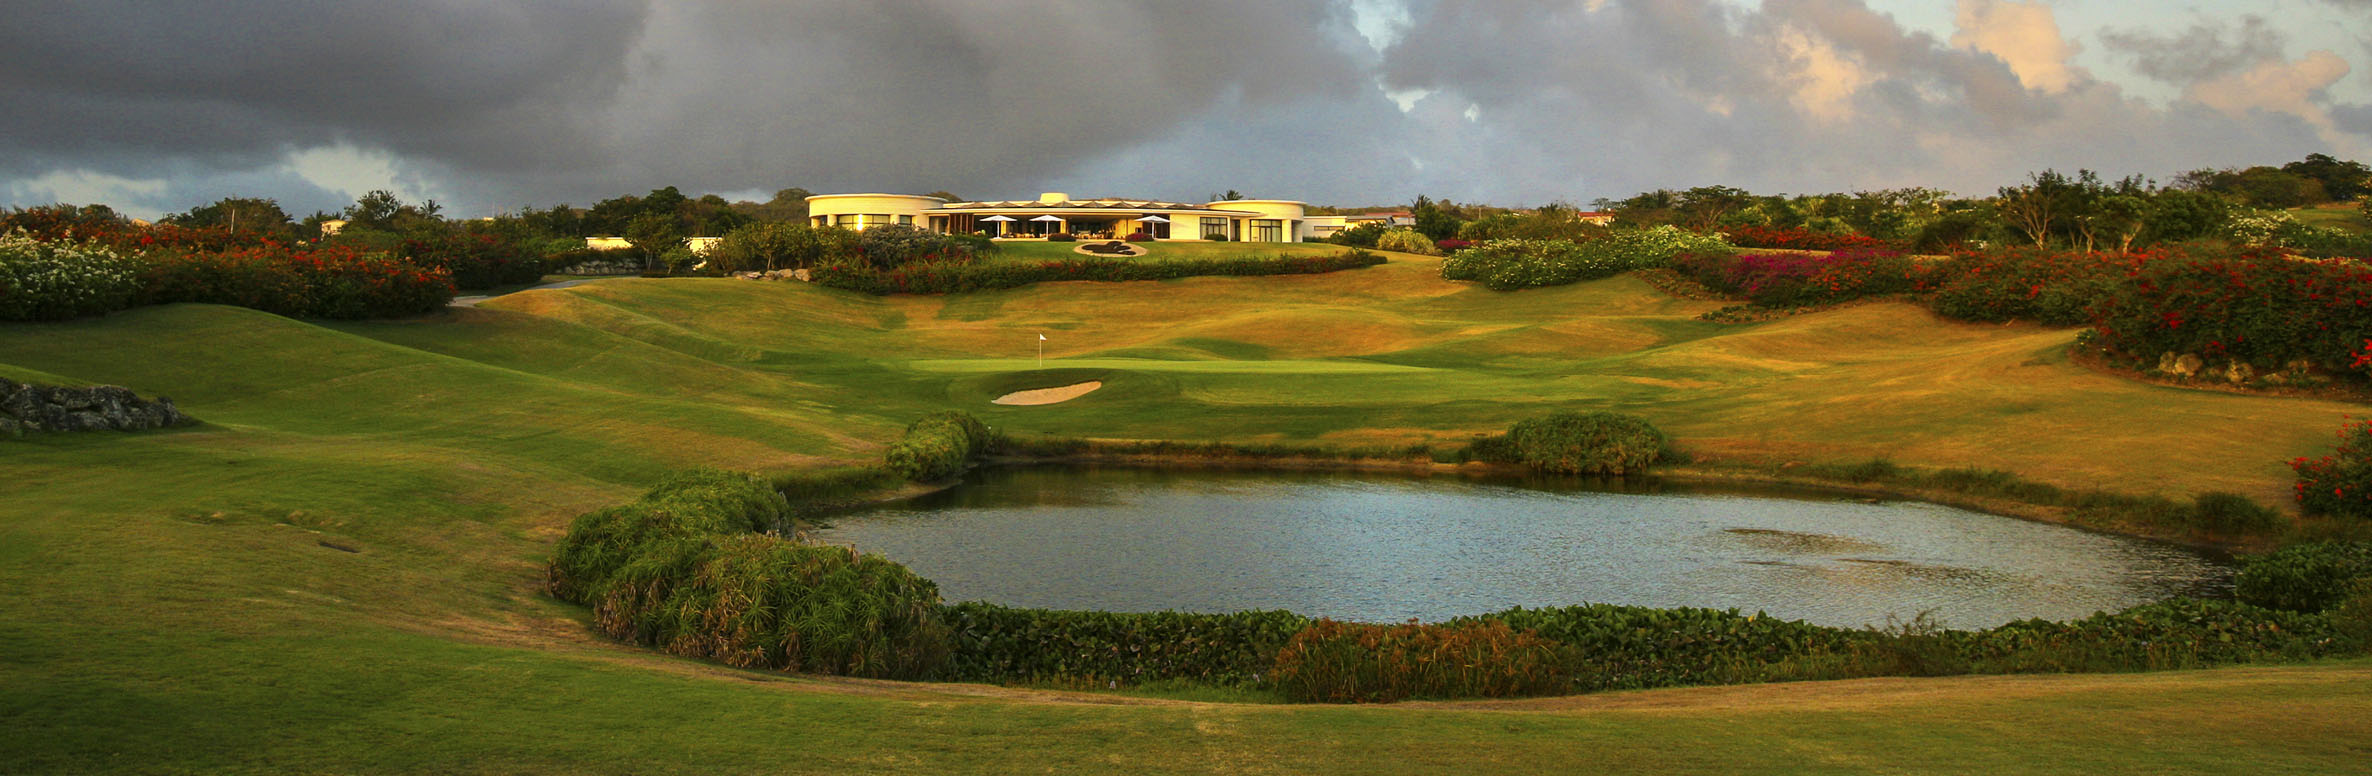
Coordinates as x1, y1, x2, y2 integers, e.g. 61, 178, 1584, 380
0, 378, 190, 437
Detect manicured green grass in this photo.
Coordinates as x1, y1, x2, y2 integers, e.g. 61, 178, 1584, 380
5, 258, 2371, 773
2288, 204, 2368, 234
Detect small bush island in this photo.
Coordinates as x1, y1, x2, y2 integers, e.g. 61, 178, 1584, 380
1468, 411, 1672, 475
0, 232, 143, 321
884, 411, 995, 482
2236, 541, 2372, 613
1374, 227, 1440, 256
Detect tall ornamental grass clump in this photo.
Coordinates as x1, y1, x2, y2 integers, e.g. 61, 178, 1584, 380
546, 467, 953, 680
1270, 619, 1568, 703
2234, 541, 2372, 612
0, 231, 143, 321
1440, 227, 1728, 290
884, 411, 994, 482
1467, 411, 1672, 475
2293, 418, 2372, 520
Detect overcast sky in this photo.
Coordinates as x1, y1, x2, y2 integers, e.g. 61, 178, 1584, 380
3, 0, 2368, 219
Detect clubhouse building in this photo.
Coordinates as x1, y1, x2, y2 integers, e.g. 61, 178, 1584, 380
807, 192, 1316, 242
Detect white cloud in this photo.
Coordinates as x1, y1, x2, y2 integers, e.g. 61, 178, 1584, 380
2188, 50, 2362, 156
1950, 0, 2082, 93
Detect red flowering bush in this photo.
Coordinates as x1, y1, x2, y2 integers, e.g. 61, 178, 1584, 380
1674, 248, 1919, 307
2293, 418, 2372, 519
2089, 251, 2372, 377
1927, 246, 2146, 326
1435, 238, 1472, 252
1123, 231, 1153, 242
140, 244, 454, 319
1721, 225, 1896, 253
398, 232, 542, 290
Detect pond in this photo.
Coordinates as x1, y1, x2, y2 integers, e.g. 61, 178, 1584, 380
812, 466, 2231, 630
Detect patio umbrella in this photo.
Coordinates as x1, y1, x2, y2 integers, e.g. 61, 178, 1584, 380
1133, 215, 1170, 223
979, 214, 1015, 235
1030, 214, 1064, 235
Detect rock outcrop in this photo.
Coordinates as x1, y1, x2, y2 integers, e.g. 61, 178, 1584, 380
0, 378, 191, 437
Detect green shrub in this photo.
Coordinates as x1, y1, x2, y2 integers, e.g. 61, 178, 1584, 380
884, 411, 994, 482
1473, 604, 1868, 691
1374, 228, 1440, 256
2235, 541, 2372, 612
1949, 599, 2346, 672
2294, 418, 2372, 519
1045, 232, 1076, 243
1270, 619, 1568, 703
706, 222, 858, 272
944, 603, 1306, 686
2333, 579, 2372, 648
1326, 221, 1386, 248
594, 535, 951, 679
1493, 411, 1670, 475
397, 232, 542, 290
545, 468, 790, 602
854, 224, 980, 269
0, 232, 143, 321
2190, 491, 2286, 534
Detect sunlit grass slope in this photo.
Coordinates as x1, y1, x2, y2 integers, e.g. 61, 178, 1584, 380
4, 254, 2370, 773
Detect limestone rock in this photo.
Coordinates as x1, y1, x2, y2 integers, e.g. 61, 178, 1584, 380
2224, 361, 2256, 385
0, 377, 192, 437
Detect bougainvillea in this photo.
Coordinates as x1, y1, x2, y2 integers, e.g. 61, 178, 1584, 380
2294, 418, 2372, 520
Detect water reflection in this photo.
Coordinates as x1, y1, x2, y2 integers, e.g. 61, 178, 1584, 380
813, 465, 2232, 629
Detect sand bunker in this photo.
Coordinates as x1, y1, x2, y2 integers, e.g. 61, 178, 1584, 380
992, 381, 1103, 406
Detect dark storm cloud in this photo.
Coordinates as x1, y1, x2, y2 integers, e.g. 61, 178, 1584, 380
0, 0, 2362, 216
2098, 16, 2286, 85
0, 1, 649, 180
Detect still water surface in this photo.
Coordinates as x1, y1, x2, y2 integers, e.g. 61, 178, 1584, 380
815, 466, 2230, 629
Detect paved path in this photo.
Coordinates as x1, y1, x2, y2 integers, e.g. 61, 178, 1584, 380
449, 277, 606, 308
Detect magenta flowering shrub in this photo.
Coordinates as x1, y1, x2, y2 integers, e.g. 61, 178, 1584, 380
2294, 418, 2372, 520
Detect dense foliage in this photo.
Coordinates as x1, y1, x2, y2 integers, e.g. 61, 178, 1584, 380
944, 603, 1307, 686
1720, 225, 1897, 252
2090, 252, 2372, 378
139, 244, 455, 319
884, 411, 995, 482
1672, 248, 1920, 308
2293, 420, 2372, 519
2235, 541, 2372, 612
397, 232, 543, 290
809, 251, 1385, 295
1473, 604, 1869, 691
545, 468, 951, 679
1271, 619, 1567, 703
1467, 411, 1672, 475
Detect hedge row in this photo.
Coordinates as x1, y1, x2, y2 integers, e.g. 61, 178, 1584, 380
2, 229, 458, 321
943, 603, 1307, 685
809, 250, 1385, 295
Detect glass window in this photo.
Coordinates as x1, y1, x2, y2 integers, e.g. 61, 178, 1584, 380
1250, 219, 1281, 243
1200, 217, 1229, 240
899, 214, 915, 226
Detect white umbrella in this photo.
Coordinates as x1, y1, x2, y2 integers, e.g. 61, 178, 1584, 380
979, 215, 1016, 222
1030, 214, 1064, 235
1133, 215, 1170, 223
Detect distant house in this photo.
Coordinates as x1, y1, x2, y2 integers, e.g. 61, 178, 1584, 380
317, 219, 347, 237
583, 236, 722, 255
1575, 211, 1617, 226
805, 192, 1317, 242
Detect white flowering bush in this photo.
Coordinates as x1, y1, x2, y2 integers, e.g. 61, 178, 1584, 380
2224, 209, 2298, 247
1440, 227, 1731, 290
0, 231, 145, 321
